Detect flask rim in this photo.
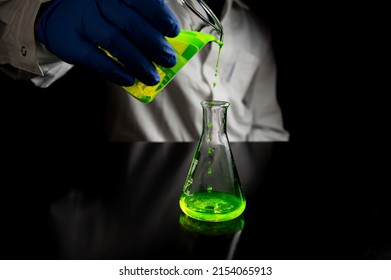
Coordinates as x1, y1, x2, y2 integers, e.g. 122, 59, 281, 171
201, 100, 230, 108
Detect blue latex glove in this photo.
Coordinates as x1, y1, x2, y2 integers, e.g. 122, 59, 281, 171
36, 0, 180, 86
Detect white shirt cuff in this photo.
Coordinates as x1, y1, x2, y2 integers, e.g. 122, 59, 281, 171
31, 42, 74, 88
31, 61, 74, 88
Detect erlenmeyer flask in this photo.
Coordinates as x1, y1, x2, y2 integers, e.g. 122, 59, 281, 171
119, 0, 224, 103
179, 100, 246, 222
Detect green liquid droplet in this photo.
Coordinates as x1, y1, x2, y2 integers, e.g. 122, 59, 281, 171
207, 186, 213, 192
211, 42, 223, 90
207, 147, 213, 154
208, 167, 212, 174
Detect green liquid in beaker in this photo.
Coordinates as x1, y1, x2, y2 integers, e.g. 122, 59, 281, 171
179, 191, 246, 222
123, 30, 223, 103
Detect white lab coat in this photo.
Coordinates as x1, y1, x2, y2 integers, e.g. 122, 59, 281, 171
0, 0, 289, 142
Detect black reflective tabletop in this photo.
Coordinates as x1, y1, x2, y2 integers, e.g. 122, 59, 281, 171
1, 142, 389, 260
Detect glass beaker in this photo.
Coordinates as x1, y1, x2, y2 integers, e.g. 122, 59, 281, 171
179, 100, 246, 222
120, 0, 224, 103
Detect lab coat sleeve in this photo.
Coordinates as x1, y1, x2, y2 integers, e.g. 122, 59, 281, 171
0, 0, 72, 86
244, 38, 290, 141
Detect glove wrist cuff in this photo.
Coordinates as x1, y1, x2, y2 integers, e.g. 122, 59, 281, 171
35, 0, 63, 49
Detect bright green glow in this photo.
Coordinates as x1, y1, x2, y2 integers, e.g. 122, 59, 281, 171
121, 30, 223, 103
179, 192, 246, 222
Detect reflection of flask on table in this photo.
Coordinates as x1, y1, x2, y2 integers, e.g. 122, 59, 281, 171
180, 100, 246, 222
179, 213, 245, 259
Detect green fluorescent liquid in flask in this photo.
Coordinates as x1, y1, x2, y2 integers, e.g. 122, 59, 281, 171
179, 100, 246, 222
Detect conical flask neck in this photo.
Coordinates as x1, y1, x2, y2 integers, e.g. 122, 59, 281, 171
201, 100, 229, 142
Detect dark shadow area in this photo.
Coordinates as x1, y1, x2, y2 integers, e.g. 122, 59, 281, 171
1, 65, 107, 142
0, 143, 389, 260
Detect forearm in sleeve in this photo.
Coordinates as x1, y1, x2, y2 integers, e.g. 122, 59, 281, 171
0, 0, 72, 86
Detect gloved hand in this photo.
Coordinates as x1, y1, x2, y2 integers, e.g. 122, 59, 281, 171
36, 0, 180, 86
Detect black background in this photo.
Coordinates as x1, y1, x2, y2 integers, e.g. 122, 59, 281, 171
0, 2, 389, 260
